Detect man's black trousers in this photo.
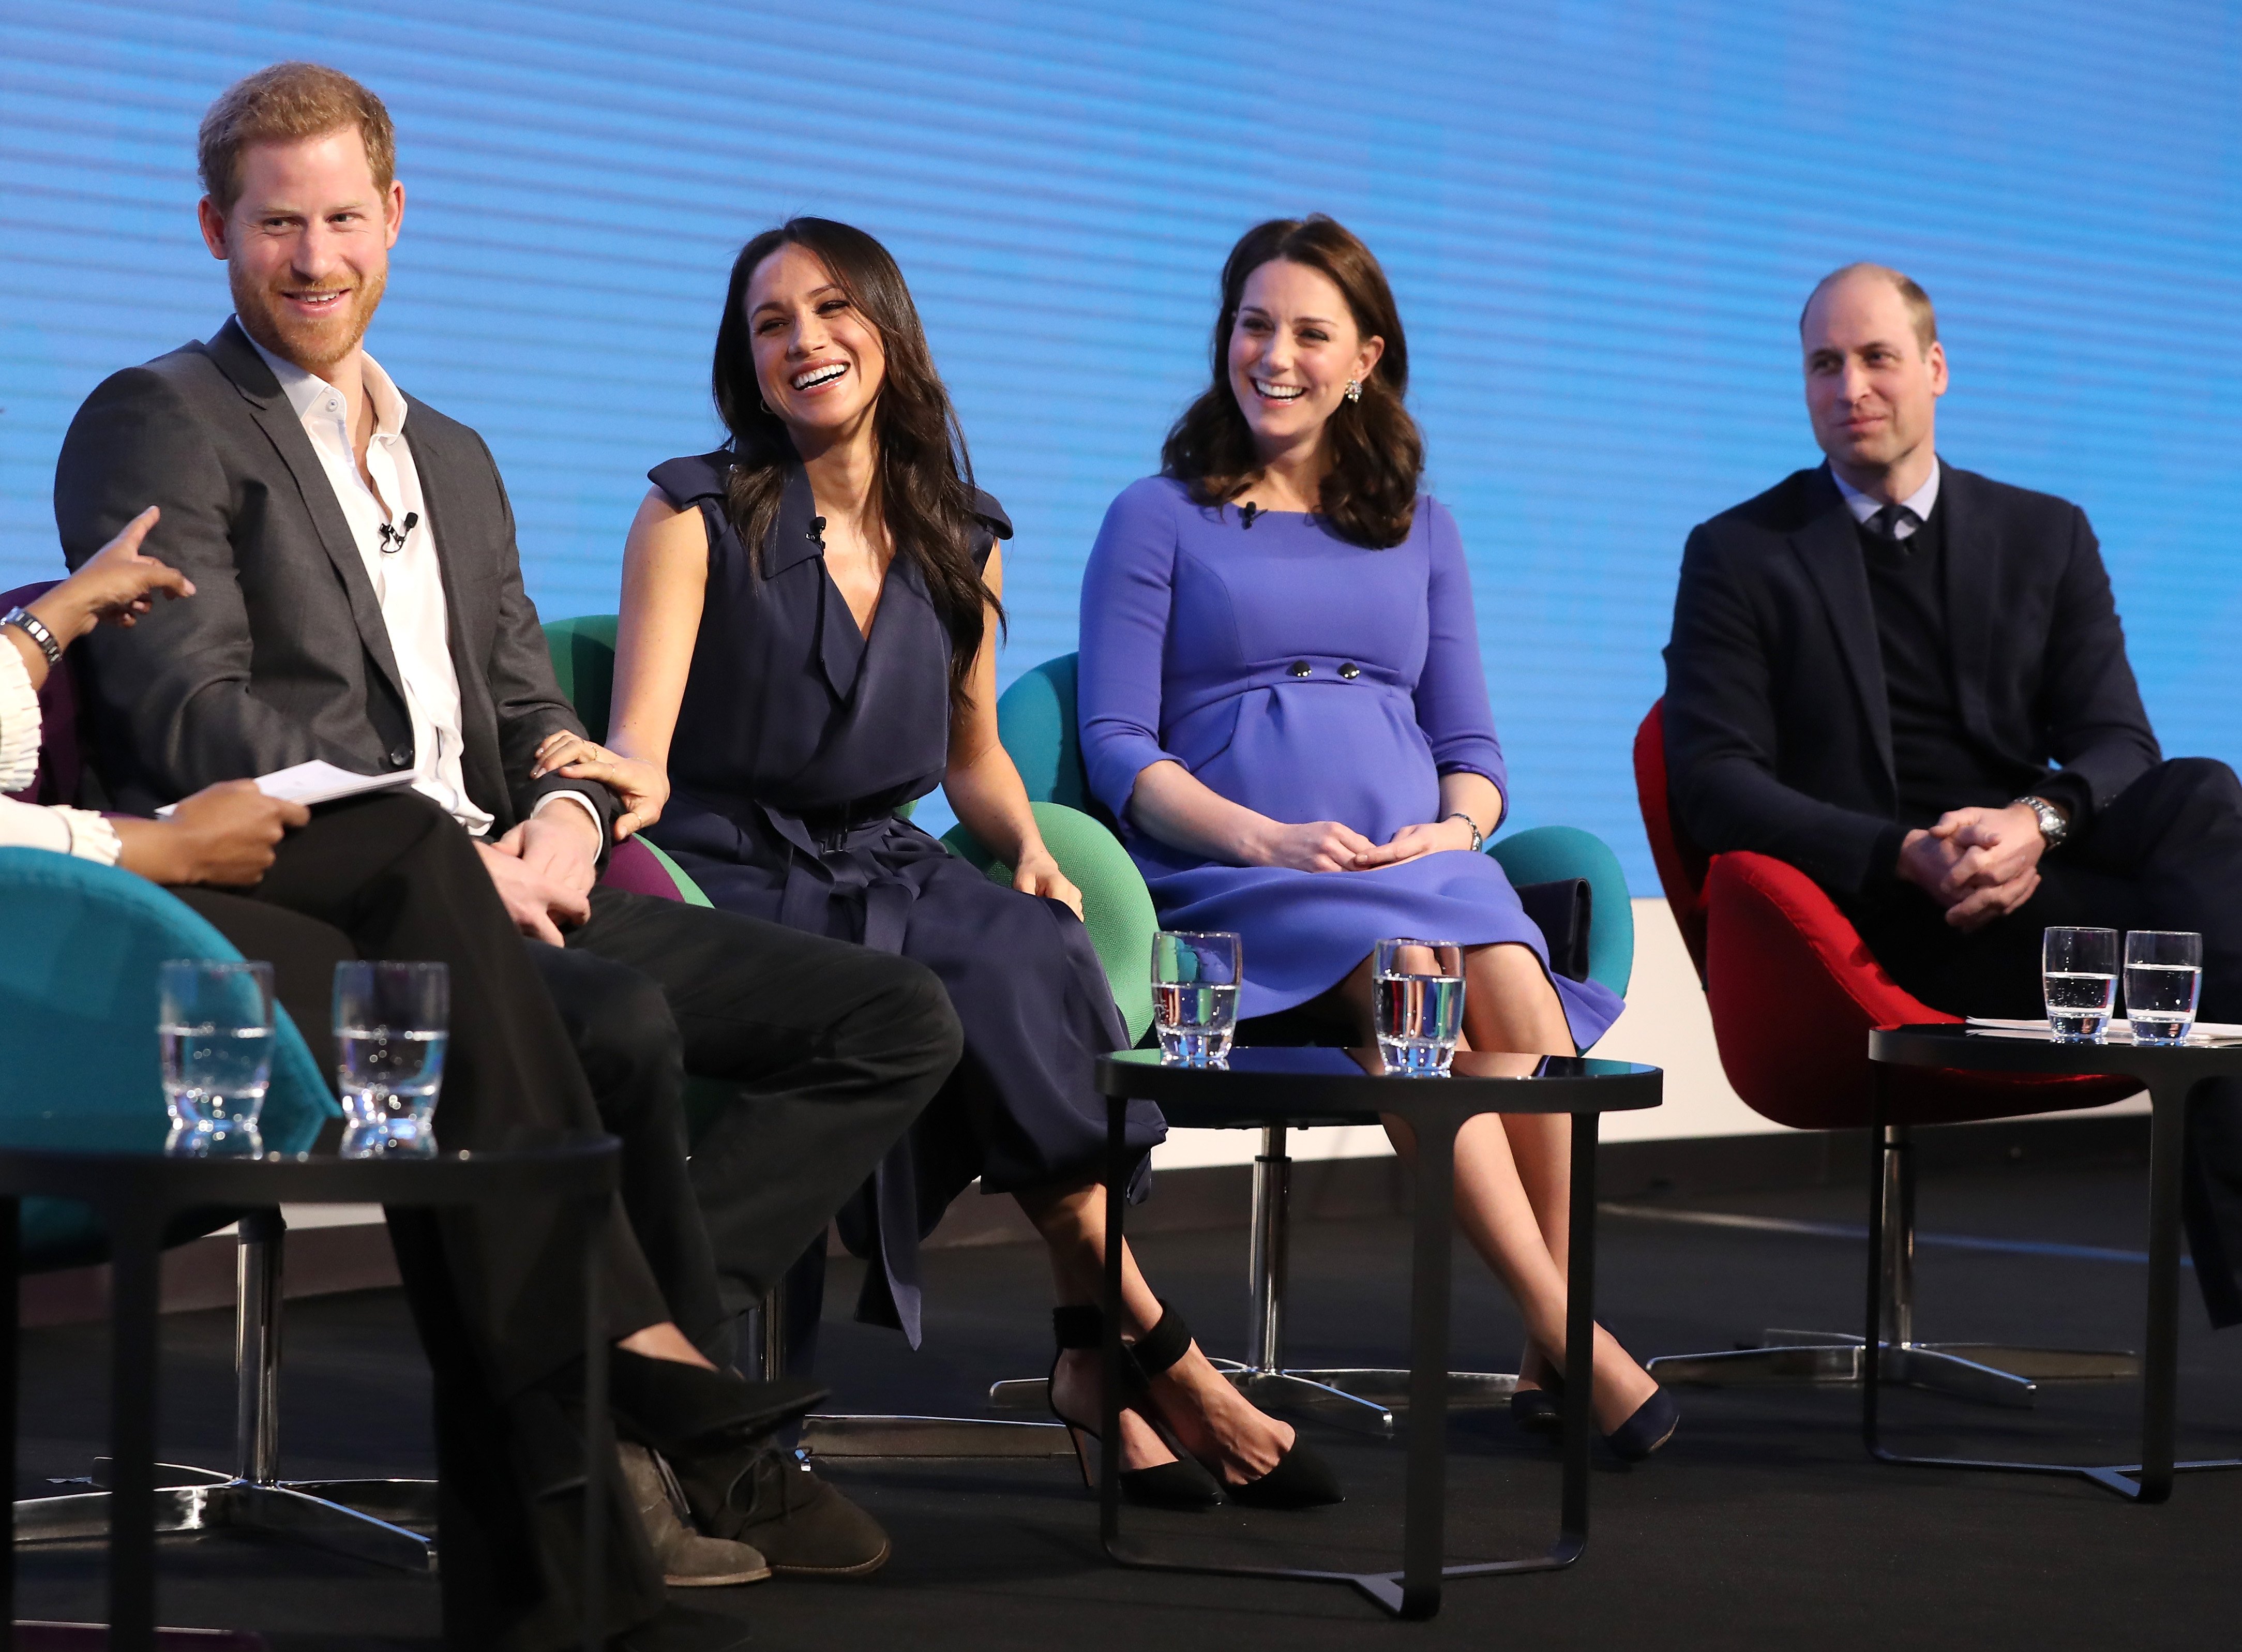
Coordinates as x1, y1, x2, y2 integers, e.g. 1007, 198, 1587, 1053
1853, 757, 2242, 1326
175, 791, 958, 1645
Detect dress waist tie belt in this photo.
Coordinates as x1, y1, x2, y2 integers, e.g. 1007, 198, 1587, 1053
1156, 654, 1412, 726
764, 800, 931, 1346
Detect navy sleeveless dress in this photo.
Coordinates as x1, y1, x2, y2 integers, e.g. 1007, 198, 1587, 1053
643, 453, 1161, 1345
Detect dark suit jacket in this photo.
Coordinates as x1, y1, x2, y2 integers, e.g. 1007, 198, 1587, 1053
52, 317, 616, 844
1662, 461, 2159, 902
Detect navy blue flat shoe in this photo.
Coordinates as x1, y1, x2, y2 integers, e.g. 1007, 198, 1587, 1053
1603, 1385, 1680, 1462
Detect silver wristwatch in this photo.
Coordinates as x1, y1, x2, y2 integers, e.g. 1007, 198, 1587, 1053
2013, 794, 2069, 849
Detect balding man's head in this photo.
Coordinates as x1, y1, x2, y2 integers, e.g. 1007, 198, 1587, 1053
1798, 263, 1948, 499
1801, 263, 1938, 353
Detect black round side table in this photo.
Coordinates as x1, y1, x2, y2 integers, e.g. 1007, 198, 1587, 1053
0, 1117, 620, 1652
1868, 1024, 2242, 1502
1094, 1045, 1661, 1621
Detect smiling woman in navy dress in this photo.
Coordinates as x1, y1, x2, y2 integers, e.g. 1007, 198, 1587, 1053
535, 219, 1335, 1509
1077, 215, 1677, 1458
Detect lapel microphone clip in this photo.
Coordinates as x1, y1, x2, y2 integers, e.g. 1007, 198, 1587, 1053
377, 510, 420, 554
1239, 502, 1260, 529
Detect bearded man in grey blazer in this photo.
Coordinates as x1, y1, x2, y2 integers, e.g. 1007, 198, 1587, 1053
53, 63, 959, 1652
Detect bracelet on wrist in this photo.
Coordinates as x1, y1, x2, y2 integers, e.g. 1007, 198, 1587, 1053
2, 606, 61, 670
1440, 811, 1484, 853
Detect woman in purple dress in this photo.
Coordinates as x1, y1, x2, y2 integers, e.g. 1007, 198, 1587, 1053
539, 219, 1335, 1508
1078, 215, 1677, 1457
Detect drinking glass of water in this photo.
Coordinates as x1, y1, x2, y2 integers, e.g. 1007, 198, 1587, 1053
159, 959, 274, 1155
2124, 930, 2202, 1045
1374, 938, 1466, 1076
334, 962, 449, 1157
1152, 932, 1240, 1067
2043, 926, 2119, 1043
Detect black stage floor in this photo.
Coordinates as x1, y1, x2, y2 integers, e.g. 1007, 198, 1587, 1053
11, 1151, 2239, 1650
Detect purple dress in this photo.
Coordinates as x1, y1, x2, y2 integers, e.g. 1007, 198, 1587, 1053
643, 454, 1156, 1345
1077, 476, 1623, 1050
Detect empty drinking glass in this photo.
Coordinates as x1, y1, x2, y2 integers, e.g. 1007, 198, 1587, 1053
1152, 932, 1240, 1067
2124, 930, 2203, 1045
1374, 938, 1467, 1076
159, 959, 273, 1155
2043, 926, 2119, 1043
334, 962, 450, 1157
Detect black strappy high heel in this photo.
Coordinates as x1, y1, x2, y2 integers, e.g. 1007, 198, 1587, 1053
1130, 1300, 1343, 1510
1049, 1305, 1221, 1509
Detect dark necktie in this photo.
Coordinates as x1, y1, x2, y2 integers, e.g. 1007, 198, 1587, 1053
1869, 503, 1914, 543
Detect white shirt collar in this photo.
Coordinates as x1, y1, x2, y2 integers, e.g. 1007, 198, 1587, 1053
243, 326, 408, 441
1831, 457, 1940, 529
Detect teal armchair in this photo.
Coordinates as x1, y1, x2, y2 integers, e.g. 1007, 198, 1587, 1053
0, 848, 335, 1267
0, 850, 430, 1569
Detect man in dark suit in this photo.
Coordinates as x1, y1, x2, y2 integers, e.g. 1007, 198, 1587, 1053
52, 63, 961, 1650
1664, 261, 2242, 1324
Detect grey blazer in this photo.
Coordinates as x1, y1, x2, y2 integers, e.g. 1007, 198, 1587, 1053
53, 317, 617, 843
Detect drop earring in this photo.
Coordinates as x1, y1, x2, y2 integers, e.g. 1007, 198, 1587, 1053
1344, 379, 1362, 403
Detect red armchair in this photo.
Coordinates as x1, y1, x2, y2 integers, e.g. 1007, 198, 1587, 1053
1633, 700, 2136, 1405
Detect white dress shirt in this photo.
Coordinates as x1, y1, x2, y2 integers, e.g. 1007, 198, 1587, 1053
247, 333, 595, 841
0, 638, 121, 864
1832, 458, 1942, 542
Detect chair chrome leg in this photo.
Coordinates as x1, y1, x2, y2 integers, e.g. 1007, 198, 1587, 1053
1646, 1341, 1867, 1385
11, 1481, 438, 1572
1648, 1130, 2134, 1404
736, 1274, 1069, 1460
798, 1415, 1072, 1456
13, 1215, 440, 1572
1218, 1127, 1513, 1437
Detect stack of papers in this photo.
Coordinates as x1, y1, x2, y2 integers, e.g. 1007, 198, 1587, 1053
155, 760, 416, 818
1964, 1016, 2242, 1047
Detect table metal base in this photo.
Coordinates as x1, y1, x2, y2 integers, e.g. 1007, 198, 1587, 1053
15, 1464, 435, 1572
0, 1139, 621, 1652
1103, 1533, 1590, 1619
1092, 1062, 1648, 1620
1861, 1048, 2242, 1505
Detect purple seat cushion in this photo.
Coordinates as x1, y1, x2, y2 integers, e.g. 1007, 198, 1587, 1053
598, 834, 684, 902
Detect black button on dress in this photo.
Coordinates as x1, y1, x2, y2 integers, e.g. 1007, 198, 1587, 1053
642, 453, 1158, 1344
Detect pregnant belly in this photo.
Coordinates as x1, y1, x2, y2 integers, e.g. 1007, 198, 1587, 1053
1190, 686, 1440, 842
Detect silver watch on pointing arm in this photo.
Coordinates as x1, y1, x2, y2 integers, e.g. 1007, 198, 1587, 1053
2013, 794, 2070, 850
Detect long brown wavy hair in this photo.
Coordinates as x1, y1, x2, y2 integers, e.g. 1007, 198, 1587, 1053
711, 218, 998, 714
1161, 215, 1422, 548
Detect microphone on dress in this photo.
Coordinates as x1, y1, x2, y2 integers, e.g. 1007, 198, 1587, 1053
1239, 502, 1260, 529
377, 511, 419, 554
809, 514, 826, 548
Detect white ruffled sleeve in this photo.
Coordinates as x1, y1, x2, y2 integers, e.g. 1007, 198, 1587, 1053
0, 797, 122, 864
0, 635, 123, 866
0, 637, 39, 794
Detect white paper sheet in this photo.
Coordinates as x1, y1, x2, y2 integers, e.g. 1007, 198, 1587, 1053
155, 760, 416, 818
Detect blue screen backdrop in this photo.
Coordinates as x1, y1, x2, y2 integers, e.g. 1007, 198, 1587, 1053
5, 2, 2238, 885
